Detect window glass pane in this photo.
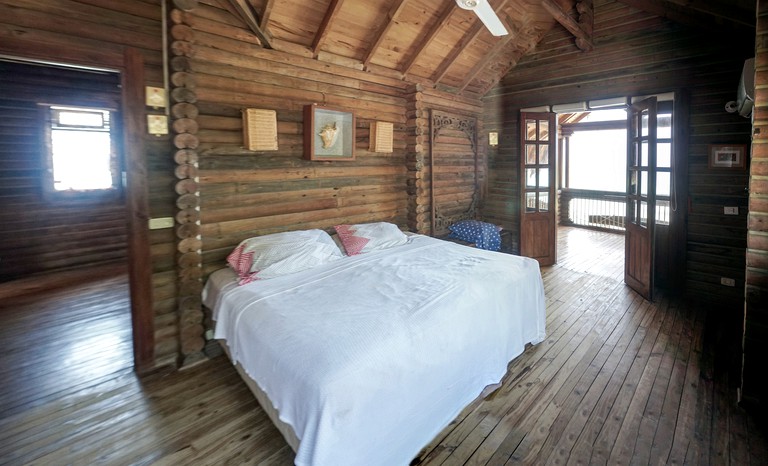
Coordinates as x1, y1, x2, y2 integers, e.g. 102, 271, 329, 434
657, 142, 671, 168
51, 129, 113, 190
641, 141, 648, 167
657, 113, 671, 139
56, 110, 105, 127
641, 111, 649, 137
640, 200, 648, 226
640, 170, 647, 196
526, 192, 537, 212
539, 168, 549, 188
629, 171, 637, 194
526, 120, 537, 140
656, 200, 670, 225
526, 168, 537, 188
540, 145, 549, 165
566, 129, 626, 191
539, 120, 549, 141
526, 144, 537, 165
657, 171, 670, 197
581, 108, 626, 122
539, 192, 549, 212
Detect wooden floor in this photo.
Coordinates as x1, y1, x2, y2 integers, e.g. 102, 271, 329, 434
0, 227, 766, 465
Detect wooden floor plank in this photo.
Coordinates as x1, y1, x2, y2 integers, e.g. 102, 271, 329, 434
1, 226, 766, 465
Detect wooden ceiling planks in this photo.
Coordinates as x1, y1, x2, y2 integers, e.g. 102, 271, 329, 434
211, 0, 749, 99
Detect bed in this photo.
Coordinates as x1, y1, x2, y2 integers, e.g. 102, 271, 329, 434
202, 224, 546, 466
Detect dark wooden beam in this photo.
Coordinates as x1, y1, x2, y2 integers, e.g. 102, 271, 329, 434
653, 0, 752, 28
541, 0, 593, 51
122, 48, 155, 373
259, 0, 275, 30
226, 0, 273, 49
617, 0, 754, 31
312, 0, 346, 56
401, 1, 456, 76
362, 0, 409, 69
458, 14, 517, 93
432, 0, 510, 85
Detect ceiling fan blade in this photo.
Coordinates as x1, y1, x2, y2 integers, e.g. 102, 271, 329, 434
473, 0, 508, 36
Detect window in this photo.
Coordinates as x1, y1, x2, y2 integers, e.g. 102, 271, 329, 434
42, 105, 120, 197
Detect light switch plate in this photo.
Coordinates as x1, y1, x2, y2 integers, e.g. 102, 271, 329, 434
724, 206, 739, 215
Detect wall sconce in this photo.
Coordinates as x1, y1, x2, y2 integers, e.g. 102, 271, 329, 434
488, 131, 499, 147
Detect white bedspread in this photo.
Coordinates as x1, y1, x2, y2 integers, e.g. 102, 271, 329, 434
203, 234, 546, 466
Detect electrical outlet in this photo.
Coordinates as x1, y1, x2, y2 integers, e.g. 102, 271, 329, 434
724, 206, 739, 215
720, 277, 736, 287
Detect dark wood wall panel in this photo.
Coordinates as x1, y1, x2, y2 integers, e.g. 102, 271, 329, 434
483, 0, 753, 307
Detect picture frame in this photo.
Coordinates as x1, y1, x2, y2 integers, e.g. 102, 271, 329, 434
304, 104, 355, 161
708, 144, 746, 169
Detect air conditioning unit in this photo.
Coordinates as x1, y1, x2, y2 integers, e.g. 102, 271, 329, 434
736, 57, 755, 118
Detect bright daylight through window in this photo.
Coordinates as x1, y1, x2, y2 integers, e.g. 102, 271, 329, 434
45, 105, 116, 193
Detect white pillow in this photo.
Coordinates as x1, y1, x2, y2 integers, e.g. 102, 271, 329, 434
334, 222, 408, 255
226, 229, 343, 285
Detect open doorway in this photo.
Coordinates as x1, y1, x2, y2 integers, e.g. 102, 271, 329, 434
0, 59, 136, 402
553, 95, 679, 297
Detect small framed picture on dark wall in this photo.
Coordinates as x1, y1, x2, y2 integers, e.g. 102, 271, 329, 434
304, 104, 355, 161
708, 144, 747, 169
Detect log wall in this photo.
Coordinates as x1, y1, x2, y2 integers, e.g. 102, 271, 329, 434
744, 0, 767, 413
0, 0, 178, 370
177, 1, 484, 363
484, 0, 754, 308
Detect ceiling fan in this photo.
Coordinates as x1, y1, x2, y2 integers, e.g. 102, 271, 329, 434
455, 0, 508, 36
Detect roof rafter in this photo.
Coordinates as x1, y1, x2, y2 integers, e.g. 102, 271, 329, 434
259, 0, 275, 30
362, 0, 409, 69
458, 14, 517, 93
312, 0, 346, 56
226, 0, 273, 48
432, 0, 511, 85
401, 1, 456, 76
617, 0, 754, 30
541, 0, 593, 51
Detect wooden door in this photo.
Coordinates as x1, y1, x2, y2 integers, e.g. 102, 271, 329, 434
625, 97, 657, 300
520, 112, 557, 265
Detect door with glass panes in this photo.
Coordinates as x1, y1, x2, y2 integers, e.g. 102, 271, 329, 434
520, 112, 557, 266
625, 97, 657, 300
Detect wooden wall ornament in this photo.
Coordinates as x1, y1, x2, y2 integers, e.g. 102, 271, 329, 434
369, 121, 394, 153
304, 104, 356, 161
242, 108, 278, 151
429, 110, 479, 236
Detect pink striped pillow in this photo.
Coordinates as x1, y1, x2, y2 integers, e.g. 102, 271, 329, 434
334, 222, 408, 255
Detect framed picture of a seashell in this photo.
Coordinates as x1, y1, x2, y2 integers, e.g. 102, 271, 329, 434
304, 104, 356, 161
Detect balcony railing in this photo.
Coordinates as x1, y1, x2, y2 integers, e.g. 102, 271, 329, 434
559, 188, 670, 231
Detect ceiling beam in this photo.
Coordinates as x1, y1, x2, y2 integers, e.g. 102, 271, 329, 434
362, 0, 409, 69
617, 0, 754, 30
260, 0, 275, 30
659, 0, 753, 28
458, 14, 517, 93
541, 0, 593, 51
226, 0, 273, 48
312, 0, 346, 56
401, 2, 456, 76
432, 0, 510, 85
